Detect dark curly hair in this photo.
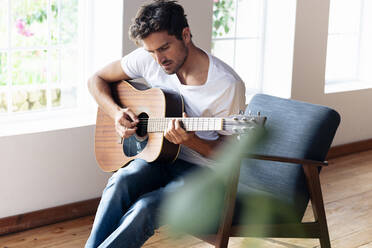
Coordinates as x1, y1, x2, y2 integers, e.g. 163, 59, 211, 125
129, 0, 191, 45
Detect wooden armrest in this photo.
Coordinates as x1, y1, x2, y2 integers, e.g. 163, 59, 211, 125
246, 153, 328, 167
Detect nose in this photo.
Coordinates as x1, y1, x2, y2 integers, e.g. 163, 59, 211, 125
154, 51, 166, 64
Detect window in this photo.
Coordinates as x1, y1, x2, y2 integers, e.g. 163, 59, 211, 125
0, 0, 125, 136
212, 0, 265, 98
211, 0, 296, 100
0, 0, 83, 114
325, 0, 372, 92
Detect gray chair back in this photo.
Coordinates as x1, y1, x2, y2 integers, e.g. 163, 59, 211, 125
236, 94, 340, 224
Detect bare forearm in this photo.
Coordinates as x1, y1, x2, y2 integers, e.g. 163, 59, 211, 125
87, 60, 132, 119
88, 74, 121, 119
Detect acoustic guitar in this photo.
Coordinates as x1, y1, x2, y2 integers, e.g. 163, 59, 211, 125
94, 81, 266, 172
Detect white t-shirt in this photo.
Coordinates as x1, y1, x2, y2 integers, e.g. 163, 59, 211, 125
121, 47, 246, 167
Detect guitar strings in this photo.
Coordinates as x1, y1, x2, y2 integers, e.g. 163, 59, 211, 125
125, 118, 248, 130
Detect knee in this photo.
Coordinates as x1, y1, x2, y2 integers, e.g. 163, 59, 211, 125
133, 194, 160, 223
106, 169, 130, 193
104, 159, 150, 197
135, 195, 158, 212
132, 196, 159, 233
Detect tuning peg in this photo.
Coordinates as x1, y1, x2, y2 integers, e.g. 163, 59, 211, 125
233, 117, 239, 121
242, 117, 248, 121
239, 110, 244, 115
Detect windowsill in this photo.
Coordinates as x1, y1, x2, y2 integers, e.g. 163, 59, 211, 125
0, 108, 98, 137
325, 80, 372, 94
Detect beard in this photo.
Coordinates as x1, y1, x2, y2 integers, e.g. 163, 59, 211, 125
162, 45, 188, 75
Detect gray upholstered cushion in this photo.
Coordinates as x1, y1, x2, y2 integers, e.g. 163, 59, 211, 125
234, 94, 340, 224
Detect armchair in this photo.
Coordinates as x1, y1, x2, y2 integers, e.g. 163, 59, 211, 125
201, 93, 341, 248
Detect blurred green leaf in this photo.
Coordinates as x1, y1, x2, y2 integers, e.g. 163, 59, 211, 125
161, 128, 267, 235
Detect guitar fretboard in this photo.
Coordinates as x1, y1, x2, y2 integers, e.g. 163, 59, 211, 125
146, 118, 224, 132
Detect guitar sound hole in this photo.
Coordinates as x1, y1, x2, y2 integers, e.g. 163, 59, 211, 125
136, 112, 149, 137
122, 112, 149, 157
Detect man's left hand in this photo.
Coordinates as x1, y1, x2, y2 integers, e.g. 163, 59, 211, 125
164, 112, 195, 145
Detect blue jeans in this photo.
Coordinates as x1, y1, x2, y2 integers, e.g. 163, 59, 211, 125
85, 158, 201, 248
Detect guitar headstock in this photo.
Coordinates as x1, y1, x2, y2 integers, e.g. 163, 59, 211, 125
223, 111, 267, 135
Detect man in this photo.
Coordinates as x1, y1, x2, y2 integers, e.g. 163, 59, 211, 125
85, 1, 246, 247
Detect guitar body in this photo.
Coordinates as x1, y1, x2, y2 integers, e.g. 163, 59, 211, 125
95, 81, 183, 172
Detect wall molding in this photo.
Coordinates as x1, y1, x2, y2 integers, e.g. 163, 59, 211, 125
327, 138, 372, 159
1, 139, 372, 236
0, 198, 100, 236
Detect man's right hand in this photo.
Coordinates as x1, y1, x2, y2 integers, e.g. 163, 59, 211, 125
115, 108, 139, 139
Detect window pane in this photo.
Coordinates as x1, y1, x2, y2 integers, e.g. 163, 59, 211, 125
213, 0, 236, 38
50, 0, 59, 44
234, 39, 260, 89
12, 89, 46, 112
236, 0, 262, 38
50, 48, 59, 83
60, 48, 79, 84
359, 0, 372, 82
0, 0, 8, 48
12, 50, 47, 85
0, 52, 7, 86
328, 0, 362, 34
60, 0, 78, 45
51, 88, 61, 107
0, 91, 7, 112
211, 39, 235, 67
52, 87, 77, 109
11, 0, 48, 47
326, 34, 359, 81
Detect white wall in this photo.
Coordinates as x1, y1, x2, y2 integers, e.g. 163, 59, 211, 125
0, 126, 110, 218
261, 0, 296, 99
291, 0, 372, 146
0, 0, 121, 218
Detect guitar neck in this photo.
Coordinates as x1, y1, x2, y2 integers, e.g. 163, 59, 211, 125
146, 117, 224, 132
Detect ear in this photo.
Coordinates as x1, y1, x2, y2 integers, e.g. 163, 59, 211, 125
182, 27, 191, 44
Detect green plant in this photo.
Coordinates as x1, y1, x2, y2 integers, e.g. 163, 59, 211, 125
213, 0, 235, 38
14, 1, 78, 44
12, 90, 47, 112
3, 1, 78, 112
0, 92, 7, 112
52, 88, 61, 107
24, 3, 58, 24
0, 52, 7, 86
160, 129, 266, 234
16, 4, 57, 39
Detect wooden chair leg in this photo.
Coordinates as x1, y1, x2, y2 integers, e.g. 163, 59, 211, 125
214, 163, 241, 248
303, 165, 331, 248
319, 235, 331, 248
214, 233, 230, 248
